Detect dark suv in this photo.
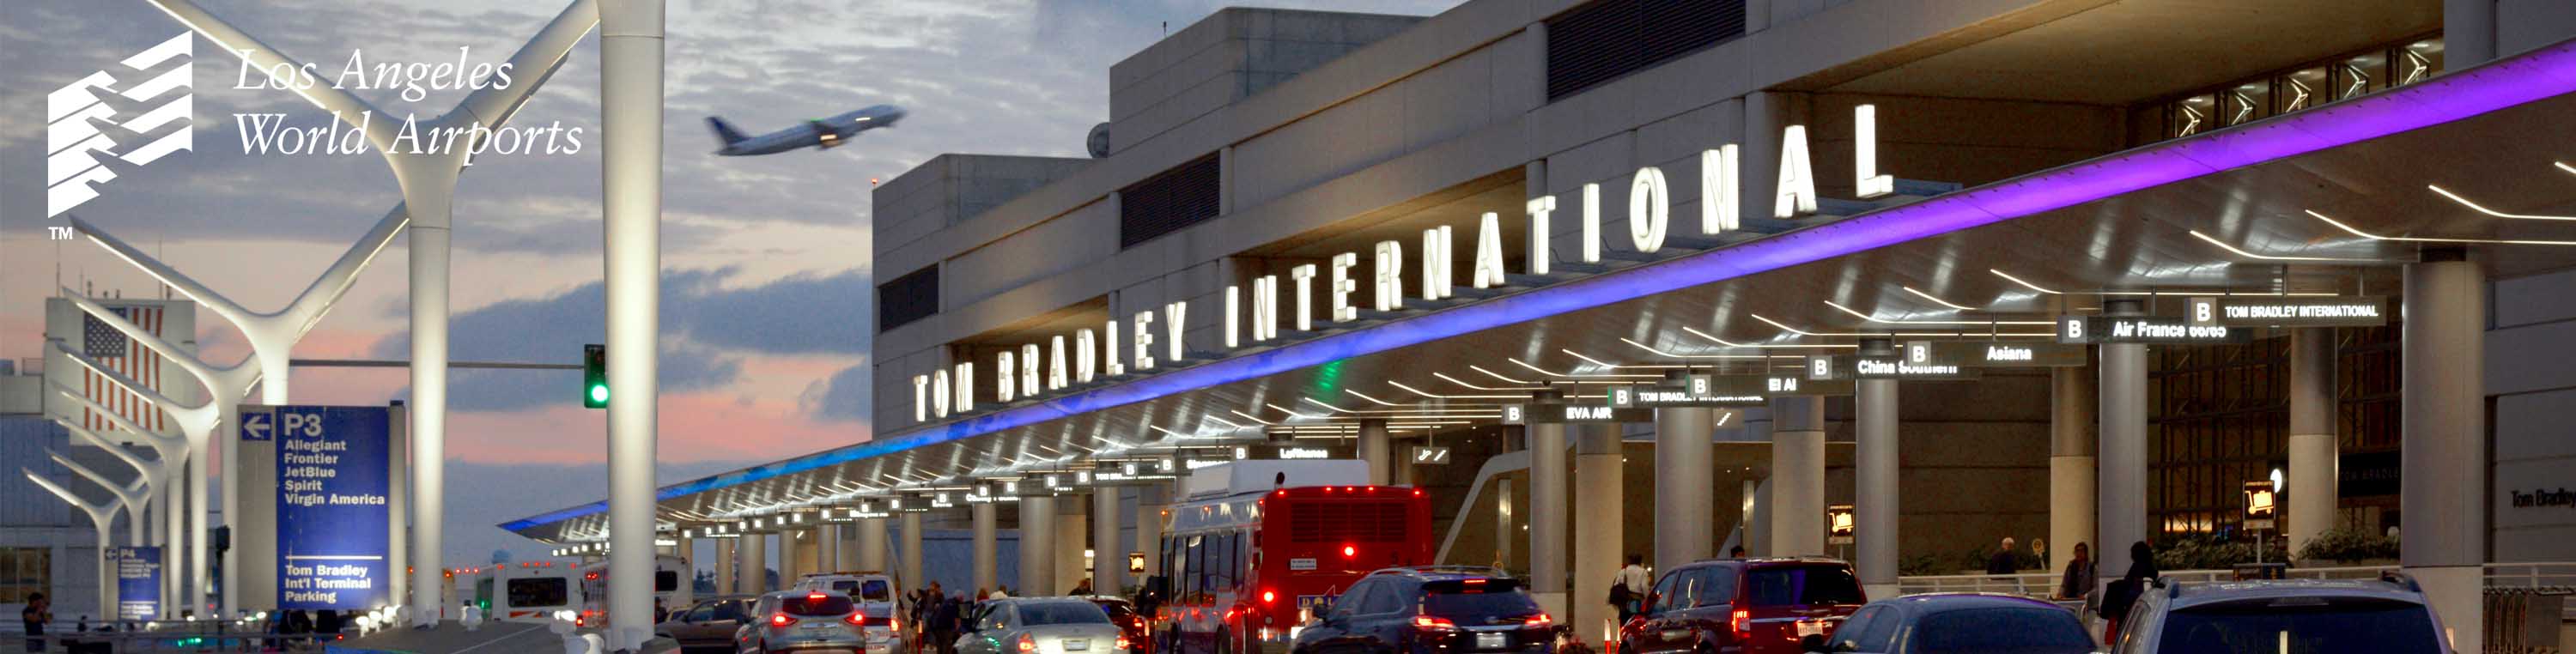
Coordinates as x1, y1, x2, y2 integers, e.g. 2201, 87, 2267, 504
1619, 558, 1868, 654
2109, 574, 2451, 653
1292, 566, 1554, 654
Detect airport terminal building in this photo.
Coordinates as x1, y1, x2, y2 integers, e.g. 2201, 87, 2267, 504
509, 0, 2576, 648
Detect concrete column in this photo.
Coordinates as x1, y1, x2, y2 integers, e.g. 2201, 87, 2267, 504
2049, 365, 2098, 575
736, 533, 766, 594
820, 524, 845, 573
973, 504, 998, 593
2446, 0, 2497, 64
1571, 426, 1624, 644
1020, 495, 1058, 596
1855, 338, 1900, 599
1771, 397, 1826, 557
1136, 486, 1166, 581
2097, 299, 2149, 584
1358, 419, 1392, 485
2287, 328, 2338, 557
716, 538, 736, 595
1528, 391, 1569, 618
859, 518, 890, 571
2402, 250, 2484, 653
1745, 0, 1771, 33
1094, 487, 1123, 593
900, 512, 924, 588
1056, 495, 1087, 594
1655, 404, 1714, 572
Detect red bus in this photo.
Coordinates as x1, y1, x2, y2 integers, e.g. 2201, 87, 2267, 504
1151, 461, 1434, 654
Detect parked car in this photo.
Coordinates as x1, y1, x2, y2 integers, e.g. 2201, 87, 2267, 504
1802, 593, 2095, 654
737, 590, 874, 654
2108, 574, 2450, 654
956, 597, 1131, 654
1618, 557, 1868, 654
1080, 596, 1152, 654
657, 595, 756, 653
1291, 566, 1553, 654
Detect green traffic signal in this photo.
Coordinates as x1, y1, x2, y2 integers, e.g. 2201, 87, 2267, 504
582, 343, 608, 409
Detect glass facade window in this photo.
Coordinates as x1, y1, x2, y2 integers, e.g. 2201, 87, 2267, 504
0, 548, 48, 603
2148, 327, 2403, 539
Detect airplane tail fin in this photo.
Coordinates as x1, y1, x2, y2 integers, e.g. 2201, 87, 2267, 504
706, 117, 748, 147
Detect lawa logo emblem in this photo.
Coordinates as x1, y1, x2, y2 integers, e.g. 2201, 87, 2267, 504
46, 33, 194, 217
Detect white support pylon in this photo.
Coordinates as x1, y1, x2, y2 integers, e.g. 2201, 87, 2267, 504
51, 450, 149, 546
136, 0, 605, 624
56, 290, 257, 615
62, 423, 163, 546
70, 206, 401, 615
26, 467, 128, 620
51, 387, 185, 616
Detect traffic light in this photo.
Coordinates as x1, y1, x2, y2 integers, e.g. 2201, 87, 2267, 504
583, 343, 608, 409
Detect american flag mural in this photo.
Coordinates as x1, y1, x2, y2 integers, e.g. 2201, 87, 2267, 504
81, 305, 166, 433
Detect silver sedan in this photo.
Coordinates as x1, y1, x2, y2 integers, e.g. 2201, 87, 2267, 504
955, 598, 1130, 654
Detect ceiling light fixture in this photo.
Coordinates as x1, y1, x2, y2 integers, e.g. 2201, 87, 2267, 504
1678, 325, 1855, 348
1342, 390, 1402, 407
1431, 372, 1547, 391
1822, 300, 2054, 326
2186, 230, 2383, 262
2305, 209, 2576, 245
1899, 286, 1977, 311
1388, 379, 1528, 400
1261, 403, 1331, 420
1468, 365, 1538, 385
1751, 313, 1893, 337
2555, 161, 2574, 176
1224, 410, 1278, 426
1561, 348, 1689, 370
1506, 357, 1658, 379
1619, 337, 1789, 359
2426, 185, 2576, 221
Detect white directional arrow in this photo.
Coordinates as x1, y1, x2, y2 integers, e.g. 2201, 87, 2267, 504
241, 411, 273, 441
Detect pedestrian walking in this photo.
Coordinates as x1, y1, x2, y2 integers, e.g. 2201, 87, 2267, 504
1985, 536, 2020, 575
2099, 541, 2158, 645
931, 592, 962, 654
1610, 554, 1650, 623
20, 591, 49, 652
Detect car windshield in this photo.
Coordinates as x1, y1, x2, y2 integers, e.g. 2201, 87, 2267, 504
860, 579, 893, 601
1743, 566, 1864, 606
1421, 581, 1541, 622
1019, 602, 1112, 625
782, 594, 857, 617
1910, 608, 2093, 654
2159, 597, 2442, 653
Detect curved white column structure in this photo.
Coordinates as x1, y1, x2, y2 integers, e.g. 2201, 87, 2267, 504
52, 451, 150, 545
26, 467, 128, 619
52, 387, 186, 615
135, 0, 603, 623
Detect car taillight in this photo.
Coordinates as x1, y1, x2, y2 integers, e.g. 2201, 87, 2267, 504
1524, 614, 1552, 627
772, 613, 795, 627
1117, 636, 1133, 650
892, 617, 902, 631
847, 612, 867, 626
1412, 615, 1457, 632
1728, 609, 1749, 639
1018, 634, 1037, 652
1261, 590, 1277, 604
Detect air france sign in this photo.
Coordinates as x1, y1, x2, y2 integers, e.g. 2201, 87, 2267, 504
2058, 316, 2249, 344
914, 105, 1911, 424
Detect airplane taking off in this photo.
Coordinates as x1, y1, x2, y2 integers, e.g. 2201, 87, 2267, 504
707, 105, 906, 156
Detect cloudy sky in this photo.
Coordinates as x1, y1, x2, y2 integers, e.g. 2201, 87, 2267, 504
3, 0, 1459, 566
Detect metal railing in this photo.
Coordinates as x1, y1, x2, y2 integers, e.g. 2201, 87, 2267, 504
1898, 561, 2576, 622
1, 620, 356, 653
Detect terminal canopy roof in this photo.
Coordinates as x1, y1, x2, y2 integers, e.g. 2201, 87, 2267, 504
504, 41, 2576, 545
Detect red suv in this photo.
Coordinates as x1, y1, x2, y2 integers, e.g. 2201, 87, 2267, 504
1616, 558, 1866, 654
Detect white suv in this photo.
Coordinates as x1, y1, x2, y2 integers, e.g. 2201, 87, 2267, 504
794, 572, 905, 654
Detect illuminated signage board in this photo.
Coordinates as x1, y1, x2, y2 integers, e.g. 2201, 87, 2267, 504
2244, 480, 2277, 530
1926, 342, 2088, 367
910, 106, 1910, 426
2057, 316, 2250, 344
1276, 446, 1332, 459
2187, 296, 2388, 327
1412, 446, 1452, 464
1499, 403, 1661, 425
1610, 383, 1766, 408
1827, 505, 1856, 545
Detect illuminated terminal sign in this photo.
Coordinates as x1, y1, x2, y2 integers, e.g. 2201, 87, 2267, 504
1500, 403, 1663, 425
1927, 341, 2087, 367
2188, 296, 2389, 327
2057, 316, 2250, 344
909, 105, 1915, 426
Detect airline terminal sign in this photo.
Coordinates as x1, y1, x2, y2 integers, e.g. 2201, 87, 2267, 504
2057, 316, 2250, 344
1610, 373, 1857, 408
911, 105, 1915, 427
1502, 403, 1668, 424
2187, 296, 2389, 327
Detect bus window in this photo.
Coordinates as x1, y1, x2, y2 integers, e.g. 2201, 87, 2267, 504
508, 577, 569, 607
656, 571, 681, 593
1232, 533, 1249, 590
1183, 536, 1206, 600
476, 578, 495, 608
1218, 533, 1240, 591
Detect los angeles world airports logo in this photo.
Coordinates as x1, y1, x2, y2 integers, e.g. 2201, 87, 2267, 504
47, 33, 195, 218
